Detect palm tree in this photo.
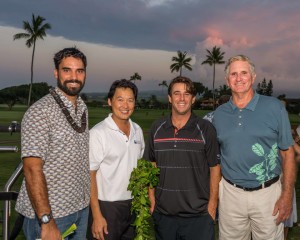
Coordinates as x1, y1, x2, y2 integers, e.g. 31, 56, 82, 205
201, 46, 225, 109
129, 72, 142, 85
13, 14, 51, 106
170, 50, 192, 76
158, 80, 168, 92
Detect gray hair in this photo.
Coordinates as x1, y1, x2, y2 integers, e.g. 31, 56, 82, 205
224, 55, 255, 77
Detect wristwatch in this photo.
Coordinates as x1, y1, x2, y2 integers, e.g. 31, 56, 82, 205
38, 212, 53, 224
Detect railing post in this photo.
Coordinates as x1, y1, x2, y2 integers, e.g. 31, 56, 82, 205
2, 163, 23, 240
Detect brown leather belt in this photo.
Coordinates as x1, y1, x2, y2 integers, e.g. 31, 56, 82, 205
224, 175, 280, 192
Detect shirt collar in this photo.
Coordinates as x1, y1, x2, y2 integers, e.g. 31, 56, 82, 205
106, 113, 136, 135
165, 112, 198, 129
229, 91, 260, 112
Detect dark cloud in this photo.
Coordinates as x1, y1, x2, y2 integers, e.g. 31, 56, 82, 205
2, 0, 300, 52
1, 0, 196, 51
1, 0, 300, 97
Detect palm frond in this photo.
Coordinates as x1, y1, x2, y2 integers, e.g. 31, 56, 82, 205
170, 50, 193, 75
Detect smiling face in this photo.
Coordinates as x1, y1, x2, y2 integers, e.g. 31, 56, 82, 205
168, 82, 195, 117
54, 56, 86, 97
108, 87, 135, 124
226, 60, 256, 95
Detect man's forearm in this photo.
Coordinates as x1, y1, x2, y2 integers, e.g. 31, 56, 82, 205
281, 147, 296, 197
208, 164, 221, 213
148, 187, 155, 214
23, 157, 51, 217
90, 171, 104, 219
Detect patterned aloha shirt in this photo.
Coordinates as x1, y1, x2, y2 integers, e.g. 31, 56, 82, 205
15, 87, 90, 219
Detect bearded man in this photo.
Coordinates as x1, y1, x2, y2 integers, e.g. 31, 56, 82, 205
16, 47, 90, 240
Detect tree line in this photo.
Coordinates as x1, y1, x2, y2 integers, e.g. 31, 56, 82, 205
0, 82, 50, 110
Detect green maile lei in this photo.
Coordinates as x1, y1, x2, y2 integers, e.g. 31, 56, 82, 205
128, 159, 160, 240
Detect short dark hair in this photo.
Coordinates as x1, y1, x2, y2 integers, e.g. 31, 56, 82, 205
107, 79, 138, 101
168, 76, 196, 96
53, 47, 87, 70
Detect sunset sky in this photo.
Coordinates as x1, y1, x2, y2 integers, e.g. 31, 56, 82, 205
0, 0, 299, 97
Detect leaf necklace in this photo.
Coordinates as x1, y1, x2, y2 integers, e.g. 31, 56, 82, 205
49, 88, 86, 133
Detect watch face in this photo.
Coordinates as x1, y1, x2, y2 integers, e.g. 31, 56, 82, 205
40, 213, 52, 224
42, 215, 50, 223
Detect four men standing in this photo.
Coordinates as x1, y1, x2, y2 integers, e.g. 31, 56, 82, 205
15, 48, 296, 240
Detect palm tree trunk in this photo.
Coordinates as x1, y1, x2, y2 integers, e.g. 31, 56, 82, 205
28, 42, 36, 106
212, 64, 216, 110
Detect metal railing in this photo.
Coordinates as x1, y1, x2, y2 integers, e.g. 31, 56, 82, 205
0, 121, 20, 135
0, 121, 22, 240
0, 146, 18, 152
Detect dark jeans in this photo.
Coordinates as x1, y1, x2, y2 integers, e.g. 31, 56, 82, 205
87, 199, 135, 240
152, 211, 215, 240
23, 207, 89, 240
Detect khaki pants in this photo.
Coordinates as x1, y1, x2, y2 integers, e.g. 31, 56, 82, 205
219, 177, 283, 240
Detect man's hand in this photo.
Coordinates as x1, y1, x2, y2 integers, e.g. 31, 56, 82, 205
148, 187, 155, 214
149, 199, 155, 214
272, 193, 293, 225
92, 216, 108, 240
41, 220, 61, 240
207, 202, 217, 221
208, 164, 221, 222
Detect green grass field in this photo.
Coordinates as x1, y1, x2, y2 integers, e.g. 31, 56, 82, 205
0, 104, 300, 239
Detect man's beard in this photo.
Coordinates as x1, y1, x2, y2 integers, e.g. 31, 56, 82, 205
57, 78, 85, 96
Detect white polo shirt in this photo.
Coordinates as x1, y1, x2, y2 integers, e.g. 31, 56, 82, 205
89, 114, 145, 201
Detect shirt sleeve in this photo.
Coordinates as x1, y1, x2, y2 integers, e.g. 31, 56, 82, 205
89, 128, 105, 170
143, 123, 156, 162
202, 120, 220, 167
21, 105, 49, 161
139, 127, 145, 159
278, 105, 294, 150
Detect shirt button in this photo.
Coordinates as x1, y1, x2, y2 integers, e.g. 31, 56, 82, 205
238, 123, 242, 126
239, 116, 242, 118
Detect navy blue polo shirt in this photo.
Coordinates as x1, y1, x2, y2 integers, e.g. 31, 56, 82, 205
213, 92, 293, 188
143, 113, 220, 217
